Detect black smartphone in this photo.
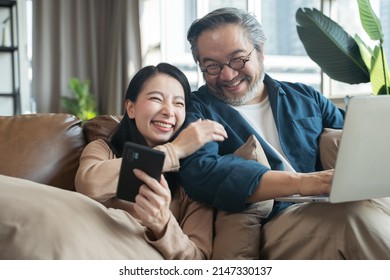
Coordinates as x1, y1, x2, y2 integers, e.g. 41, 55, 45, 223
116, 142, 165, 202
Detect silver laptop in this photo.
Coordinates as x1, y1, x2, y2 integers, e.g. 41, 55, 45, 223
276, 95, 390, 203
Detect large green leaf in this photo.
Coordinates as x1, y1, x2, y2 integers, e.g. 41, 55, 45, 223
358, 0, 383, 41
357, 0, 388, 95
354, 34, 373, 71
296, 8, 370, 84
370, 46, 390, 95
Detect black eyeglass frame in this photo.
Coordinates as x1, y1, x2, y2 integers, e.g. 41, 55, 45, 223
200, 49, 254, 76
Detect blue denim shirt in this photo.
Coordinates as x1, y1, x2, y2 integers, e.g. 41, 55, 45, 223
179, 74, 345, 213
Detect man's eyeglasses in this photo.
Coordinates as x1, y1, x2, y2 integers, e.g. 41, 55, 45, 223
200, 49, 254, 76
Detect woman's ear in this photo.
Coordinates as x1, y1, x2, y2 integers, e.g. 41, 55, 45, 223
125, 99, 135, 119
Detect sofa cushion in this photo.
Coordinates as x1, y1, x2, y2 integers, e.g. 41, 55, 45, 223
319, 128, 342, 169
0, 174, 164, 259
0, 113, 85, 191
212, 135, 273, 260
83, 115, 122, 144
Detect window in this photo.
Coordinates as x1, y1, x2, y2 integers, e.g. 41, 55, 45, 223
21, 0, 389, 114
259, 0, 321, 91
141, 0, 390, 104
324, 0, 389, 99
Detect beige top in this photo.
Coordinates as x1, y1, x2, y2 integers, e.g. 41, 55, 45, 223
75, 139, 213, 259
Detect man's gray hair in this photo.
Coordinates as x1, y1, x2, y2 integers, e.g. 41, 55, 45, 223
187, 7, 266, 63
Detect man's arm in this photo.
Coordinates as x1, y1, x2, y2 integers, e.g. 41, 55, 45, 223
248, 126, 341, 202
247, 169, 334, 202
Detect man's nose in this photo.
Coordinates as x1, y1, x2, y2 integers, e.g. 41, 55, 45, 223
219, 64, 239, 80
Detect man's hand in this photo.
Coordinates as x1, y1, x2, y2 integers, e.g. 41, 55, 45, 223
298, 169, 334, 196
248, 169, 334, 202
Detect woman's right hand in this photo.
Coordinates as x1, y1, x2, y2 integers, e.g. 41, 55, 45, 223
171, 119, 228, 159
133, 169, 172, 240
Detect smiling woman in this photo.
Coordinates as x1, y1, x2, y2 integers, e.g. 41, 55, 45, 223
0, 62, 227, 260
125, 73, 187, 147
74, 62, 228, 259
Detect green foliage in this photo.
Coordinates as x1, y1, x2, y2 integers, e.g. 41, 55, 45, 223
296, 0, 389, 95
61, 78, 97, 122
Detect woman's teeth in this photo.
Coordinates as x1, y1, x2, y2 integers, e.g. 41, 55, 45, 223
154, 121, 173, 128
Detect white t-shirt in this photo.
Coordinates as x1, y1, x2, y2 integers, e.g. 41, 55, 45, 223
232, 96, 296, 172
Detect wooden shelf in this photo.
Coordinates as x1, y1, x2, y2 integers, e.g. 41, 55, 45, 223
0, 1, 16, 8
0, 46, 17, 52
0, 0, 19, 115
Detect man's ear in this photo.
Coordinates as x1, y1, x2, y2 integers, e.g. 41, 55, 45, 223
125, 99, 135, 119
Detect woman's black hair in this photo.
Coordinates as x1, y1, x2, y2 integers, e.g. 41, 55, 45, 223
110, 62, 191, 157
109, 62, 191, 195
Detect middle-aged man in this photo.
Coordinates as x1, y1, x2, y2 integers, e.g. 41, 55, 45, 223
179, 7, 390, 259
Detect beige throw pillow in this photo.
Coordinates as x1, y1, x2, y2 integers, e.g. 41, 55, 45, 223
211, 135, 274, 260
319, 128, 342, 170
0, 175, 164, 260
234, 135, 271, 168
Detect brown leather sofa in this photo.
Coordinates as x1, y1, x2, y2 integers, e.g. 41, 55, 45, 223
0, 113, 122, 192
0, 113, 341, 259
0, 113, 266, 259
0, 113, 340, 192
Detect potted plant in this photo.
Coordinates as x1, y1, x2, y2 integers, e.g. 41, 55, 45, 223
61, 77, 98, 122
296, 0, 389, 95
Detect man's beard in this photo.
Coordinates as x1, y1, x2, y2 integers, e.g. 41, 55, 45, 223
209, 71, 265, 106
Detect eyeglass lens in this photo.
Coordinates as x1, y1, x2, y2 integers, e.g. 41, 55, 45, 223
202, 50, 253, 75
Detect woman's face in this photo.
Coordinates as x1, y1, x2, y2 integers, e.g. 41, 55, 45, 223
126, 73, 186, 147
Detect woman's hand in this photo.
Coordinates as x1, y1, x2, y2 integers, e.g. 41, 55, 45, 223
132, 169, 171, 239
171, 119, 228, 159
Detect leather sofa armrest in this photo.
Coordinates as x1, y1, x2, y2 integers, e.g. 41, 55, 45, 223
0, 113, 85, 191
82, 115, 122, 144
